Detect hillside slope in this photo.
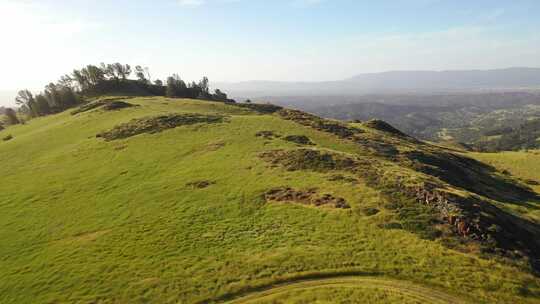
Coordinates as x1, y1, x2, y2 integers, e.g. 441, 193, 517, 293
1, 96, 539, 303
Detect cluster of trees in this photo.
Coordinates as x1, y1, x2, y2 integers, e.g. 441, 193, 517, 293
4, 62, 232, 127
0, 106, 20, 129
164, 74, 230, 101
15, 87, 79, 118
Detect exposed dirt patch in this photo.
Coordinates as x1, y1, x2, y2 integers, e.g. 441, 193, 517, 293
97, 113, 226, 141
259, 148, 357, 172
187, 180, 215, 189
256, 131, 281, 139
278, 109, 363, 139
265, 187, 350, 209
102, 101, 138, 111
283, 135, 314, 145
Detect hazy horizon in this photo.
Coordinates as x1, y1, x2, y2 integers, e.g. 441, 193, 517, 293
3, 66, 540, 107
1, 0, 540, 95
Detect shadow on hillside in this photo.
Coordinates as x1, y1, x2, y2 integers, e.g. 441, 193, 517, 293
405, 150, 540, 207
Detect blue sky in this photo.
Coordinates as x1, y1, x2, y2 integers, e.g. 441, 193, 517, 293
0, 0, 539, 94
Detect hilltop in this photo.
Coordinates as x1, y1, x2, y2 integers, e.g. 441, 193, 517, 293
1, 96, 540, 303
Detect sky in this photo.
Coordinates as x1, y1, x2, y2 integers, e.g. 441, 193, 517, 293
0, 0, 540, 105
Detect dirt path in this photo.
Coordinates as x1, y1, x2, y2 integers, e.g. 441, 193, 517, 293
222, 276, 467, 304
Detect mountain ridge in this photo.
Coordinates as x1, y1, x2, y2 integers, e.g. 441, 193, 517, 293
215, 67, 540, 97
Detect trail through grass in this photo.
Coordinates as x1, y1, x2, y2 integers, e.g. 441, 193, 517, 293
220, 275, 467, 304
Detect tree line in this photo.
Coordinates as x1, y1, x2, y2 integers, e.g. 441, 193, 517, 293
2, 63, 232, 128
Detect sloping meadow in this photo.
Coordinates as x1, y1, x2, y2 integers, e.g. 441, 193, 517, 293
0, 96, 539, 303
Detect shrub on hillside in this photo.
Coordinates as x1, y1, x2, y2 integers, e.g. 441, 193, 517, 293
97, 113, 227, 141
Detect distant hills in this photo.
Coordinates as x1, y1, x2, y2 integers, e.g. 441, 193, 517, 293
216, 67, 540, 97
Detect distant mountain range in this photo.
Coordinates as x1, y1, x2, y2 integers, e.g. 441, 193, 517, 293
215, 67, 540, 98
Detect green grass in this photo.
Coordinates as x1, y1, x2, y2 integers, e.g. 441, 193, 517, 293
1, 97, 539, 303
469, 150, 540, 222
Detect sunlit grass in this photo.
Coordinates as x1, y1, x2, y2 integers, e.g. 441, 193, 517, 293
0, 97, 539, 303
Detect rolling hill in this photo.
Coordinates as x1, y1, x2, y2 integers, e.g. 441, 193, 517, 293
1, 96, 540, 303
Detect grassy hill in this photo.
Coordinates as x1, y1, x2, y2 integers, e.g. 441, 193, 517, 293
469, 150, 540, 222
1, 96, 540, 303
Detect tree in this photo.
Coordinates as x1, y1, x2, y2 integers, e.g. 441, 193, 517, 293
15, 90, 38, 117
72, 69, 89, 90
114, 63, 131, 80
199, 77, 209, 94
4, 108, 20, 125
58, 75, 75, 90
135, 65, 150, 84
35, 94, 51, 115
213, 89, 227, 101
81, 65, 105, 87
59, 86, 78, 107
165, 74, 187, 97
100, 63, 117, 81
44, 83, 62, 109
15, 90, 34, 106
154, 79, 163, 86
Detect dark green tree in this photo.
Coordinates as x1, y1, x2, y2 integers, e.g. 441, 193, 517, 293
135, 65, 150, 84
81, 65, 105, 86
213, 89, 227, 101
4, 108, 20, 125
15, 90, 38, 117
35, 94, 51, 115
